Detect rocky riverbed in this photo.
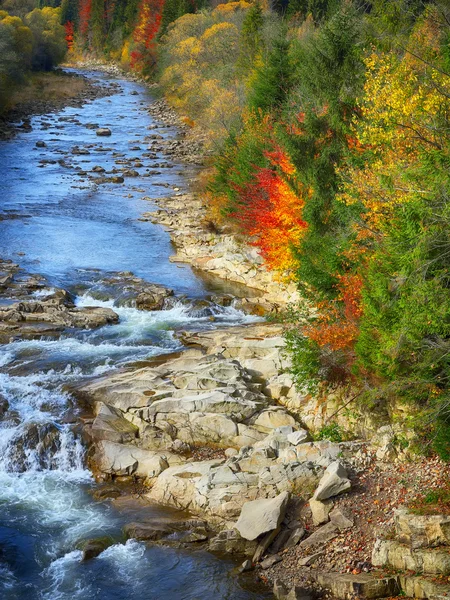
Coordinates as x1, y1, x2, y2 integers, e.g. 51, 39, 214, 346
0, 69, 118, 141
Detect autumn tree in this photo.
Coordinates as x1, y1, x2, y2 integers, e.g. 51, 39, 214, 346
25, 7, 66, 69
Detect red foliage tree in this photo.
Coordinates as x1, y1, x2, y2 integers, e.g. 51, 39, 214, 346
130, 0, 164, 71
64, 20, 74, 49
78, 0, 92, 40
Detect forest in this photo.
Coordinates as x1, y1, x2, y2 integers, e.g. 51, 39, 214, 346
1, 0, 449, 457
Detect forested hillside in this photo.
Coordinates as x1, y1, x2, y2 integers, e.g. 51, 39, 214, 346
2, 0, 449, 457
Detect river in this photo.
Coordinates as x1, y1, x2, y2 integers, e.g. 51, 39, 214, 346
0, 69, 271, 600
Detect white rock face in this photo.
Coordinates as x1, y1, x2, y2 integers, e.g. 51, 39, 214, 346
312, 461, 351, 501
235, 491, 290, 541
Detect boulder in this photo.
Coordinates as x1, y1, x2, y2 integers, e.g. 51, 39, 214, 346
0, 395, 9, 419
235, 491, 290, 541
312, 461, 351, 501
253, 409, 297, 433
135, 285, 173, 310
260, 554, 282, 569
77, 537, 115, 561
309, 498, 333, 526
208, 529, 257, 557
96, 128, 112, 136
372, 538, 450, 574
298, 552, 324, 567
314, 572, 399, 600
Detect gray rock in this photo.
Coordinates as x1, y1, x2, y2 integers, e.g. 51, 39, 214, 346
235, 491, 290, 541
77, 537, 115, 561
90, 404, 138, 444
260, 554, 282, 569
239, 559, 254, 573
287, 429, 310, 445
96, 128, 112, 136
253, 527, 281, 562
299, 522, 338, 550
273, 579, 289, 600
298, 551, 324, 567
312, 461, 351, 501
285, 526, 305, 548
330, 507, 354, 530
0, 395, 9, 419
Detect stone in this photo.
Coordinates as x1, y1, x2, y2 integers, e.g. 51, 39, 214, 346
398, 573, 450, 598
208, 529, 257, 557
273, 579, 289, 600
253, 409, 297, 433
312, 461, 351, 501
253, 527, 281, 562
287, 429, 310, 445
147, 459, 225, 513
135, 285, 173, 310
96, 128, 112, 136
372, 538, 450, 575
329, 507, 354, 530
124, 521, 174, 541
225, 448, 238, 458
92, 440, 181, 479
36, 141, 46, 148
284, 526, 305, 549
235, 491, 290, 541
239, 560, 253, 573
298, 552, 324, 567
299, 522, 338, 550
260, 554, 282, 569
77, 537, 115, 561
394, 508, 450, 549
314, 572, 399, 600
0, 395, 9, 419
90, 404, 138, 444
286, 588, 313, 600
309, 498, 333, 526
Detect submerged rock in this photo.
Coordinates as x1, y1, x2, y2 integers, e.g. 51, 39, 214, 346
77, 536, 115, 561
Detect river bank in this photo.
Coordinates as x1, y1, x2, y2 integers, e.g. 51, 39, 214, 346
0, 69, 118, 141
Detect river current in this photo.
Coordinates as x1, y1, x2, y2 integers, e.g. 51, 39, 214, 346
0, 70, 271, 599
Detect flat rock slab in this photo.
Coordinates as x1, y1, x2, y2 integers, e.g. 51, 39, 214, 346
394, 508, 450, 548
373, 538, 450, 575
315, 572, 399, 599
299, 522, 338, 550
398, 573, 450, 599
236, 491, 290, 541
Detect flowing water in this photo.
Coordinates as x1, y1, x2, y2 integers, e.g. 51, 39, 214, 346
0, 70, 271, 600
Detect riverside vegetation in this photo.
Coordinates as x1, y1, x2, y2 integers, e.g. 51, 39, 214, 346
1, 0, 450, 598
